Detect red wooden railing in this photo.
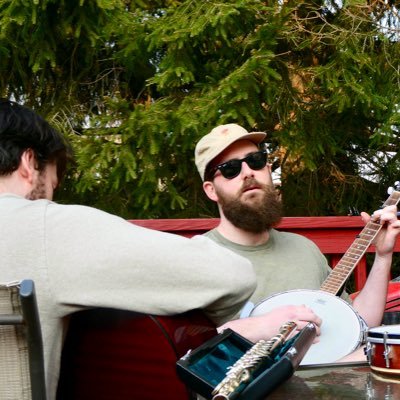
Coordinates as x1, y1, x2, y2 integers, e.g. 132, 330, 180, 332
130, 217, 400, 292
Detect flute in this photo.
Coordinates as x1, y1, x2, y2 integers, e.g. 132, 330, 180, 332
211, 321, 297, 400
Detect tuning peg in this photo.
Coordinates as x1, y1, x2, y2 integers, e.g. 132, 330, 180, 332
348, 206, 360, 216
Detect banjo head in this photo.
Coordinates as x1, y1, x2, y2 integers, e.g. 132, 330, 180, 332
250, 289, 365, 365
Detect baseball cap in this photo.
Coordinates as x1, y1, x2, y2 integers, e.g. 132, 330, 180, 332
195, 123, 266, 181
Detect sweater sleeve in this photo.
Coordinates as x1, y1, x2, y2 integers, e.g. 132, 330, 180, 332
44, 203, 256, 326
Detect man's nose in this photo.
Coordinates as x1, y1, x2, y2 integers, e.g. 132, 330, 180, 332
240, 161, 255, 178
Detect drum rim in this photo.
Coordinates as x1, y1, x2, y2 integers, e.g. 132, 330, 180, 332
368, 325, 400, 341
368, 337, 400, 344
370, 365, 400, 374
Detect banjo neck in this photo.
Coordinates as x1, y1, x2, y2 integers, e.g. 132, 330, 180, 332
319, 190, 400, 295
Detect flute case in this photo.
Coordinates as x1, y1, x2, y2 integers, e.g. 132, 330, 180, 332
176, 322, 316, 400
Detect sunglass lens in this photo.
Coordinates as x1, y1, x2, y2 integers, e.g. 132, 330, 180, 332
219, 160, 242, 179
247, 151, 267, 170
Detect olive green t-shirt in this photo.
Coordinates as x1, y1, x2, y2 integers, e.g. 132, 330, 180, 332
204, 228, 346, 307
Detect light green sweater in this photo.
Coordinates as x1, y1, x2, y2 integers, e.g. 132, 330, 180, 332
0, 194, 256, 399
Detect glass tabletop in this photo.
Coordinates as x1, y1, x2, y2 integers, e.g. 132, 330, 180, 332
268, 362, 400, 399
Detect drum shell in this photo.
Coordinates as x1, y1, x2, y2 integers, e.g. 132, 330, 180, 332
367, 325, 400, 374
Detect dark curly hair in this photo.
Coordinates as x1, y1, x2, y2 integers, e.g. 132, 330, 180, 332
0, 99, 73, 181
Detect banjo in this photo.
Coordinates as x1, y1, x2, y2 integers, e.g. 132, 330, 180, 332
249, 186, 400, 365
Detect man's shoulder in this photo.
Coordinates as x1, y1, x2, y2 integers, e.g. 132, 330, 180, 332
271, 228, 310, 241
202, 229, 246, 252
203, 228, 223, 243
203, 228, 216, 238
270, 228, 320, 248
203, 227, 310, 245
0, 193, 53, 213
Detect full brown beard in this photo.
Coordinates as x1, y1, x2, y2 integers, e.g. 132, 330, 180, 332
217, 179, 283, 233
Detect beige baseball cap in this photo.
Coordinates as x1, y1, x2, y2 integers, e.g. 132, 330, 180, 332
195, 123, 266, 181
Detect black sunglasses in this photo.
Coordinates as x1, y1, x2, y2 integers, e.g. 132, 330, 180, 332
208, 150, 268, 180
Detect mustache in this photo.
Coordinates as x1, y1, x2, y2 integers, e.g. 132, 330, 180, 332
240, 178, 268, 193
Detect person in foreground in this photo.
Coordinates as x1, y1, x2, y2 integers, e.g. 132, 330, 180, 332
194, 123, 400, 361
0, 101, 272, 399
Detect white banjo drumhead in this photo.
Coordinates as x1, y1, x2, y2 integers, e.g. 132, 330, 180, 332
250, 289, 365, 365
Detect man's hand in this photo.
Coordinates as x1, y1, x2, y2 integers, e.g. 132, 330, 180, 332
361, 205, 400, 257
217, 304, 322, 343
352, 204, 400, 327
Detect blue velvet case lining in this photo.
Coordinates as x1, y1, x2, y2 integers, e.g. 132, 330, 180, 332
187, 332, 297, 387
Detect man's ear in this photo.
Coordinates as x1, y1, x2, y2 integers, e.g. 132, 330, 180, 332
203, 181, 219, 202
19, 149, 37, 184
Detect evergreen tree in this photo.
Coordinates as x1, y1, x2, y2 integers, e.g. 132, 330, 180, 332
1, 0, 399, 218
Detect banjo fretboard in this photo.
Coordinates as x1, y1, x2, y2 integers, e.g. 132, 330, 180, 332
319, 190, 400, 295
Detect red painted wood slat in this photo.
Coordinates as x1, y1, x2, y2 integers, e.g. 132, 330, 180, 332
129, 217, 400, 291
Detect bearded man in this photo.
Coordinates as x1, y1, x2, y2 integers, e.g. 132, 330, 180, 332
195, 123, 400, 334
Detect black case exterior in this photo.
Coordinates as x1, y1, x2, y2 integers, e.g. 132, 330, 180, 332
176, 322, 316, 400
